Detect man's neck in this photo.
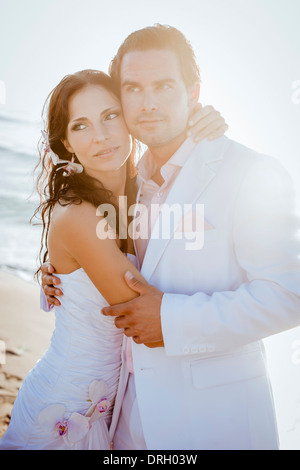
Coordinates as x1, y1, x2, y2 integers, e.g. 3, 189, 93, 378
148, 132, 187, 186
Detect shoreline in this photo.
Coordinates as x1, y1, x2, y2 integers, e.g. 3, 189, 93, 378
0, 265, 37, 285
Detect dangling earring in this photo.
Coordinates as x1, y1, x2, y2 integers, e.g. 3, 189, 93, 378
61, 153, 83, 176
41, 130, 83, 176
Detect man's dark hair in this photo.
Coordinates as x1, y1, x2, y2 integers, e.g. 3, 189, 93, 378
109, 24, 201, 92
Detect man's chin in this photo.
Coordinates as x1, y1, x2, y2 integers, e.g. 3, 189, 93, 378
135, 132, 174, 148
138, 131, 188, 151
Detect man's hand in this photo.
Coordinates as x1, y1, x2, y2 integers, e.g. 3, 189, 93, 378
187, 103, 228, 142
102, 272, 164, 347
41, 261, 63, 307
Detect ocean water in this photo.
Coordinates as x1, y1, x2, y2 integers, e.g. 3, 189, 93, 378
0, 113, 43, 282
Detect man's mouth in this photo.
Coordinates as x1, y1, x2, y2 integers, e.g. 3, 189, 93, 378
137, 119, 164, 128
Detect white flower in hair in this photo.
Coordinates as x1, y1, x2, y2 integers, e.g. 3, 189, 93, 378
41, 130, 83, 175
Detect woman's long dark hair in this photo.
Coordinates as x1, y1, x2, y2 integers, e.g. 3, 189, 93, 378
32, 70, 138, 281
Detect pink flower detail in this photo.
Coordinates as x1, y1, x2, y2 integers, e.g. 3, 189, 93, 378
37, 380, 110, 445
41, 130, 83, 175
97, 398, 109, 414
38, 404, 90, 446
55, 420, 68, 436
86, 380, 110, 424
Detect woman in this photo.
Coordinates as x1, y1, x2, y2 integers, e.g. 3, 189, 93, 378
0, 70, 226, 450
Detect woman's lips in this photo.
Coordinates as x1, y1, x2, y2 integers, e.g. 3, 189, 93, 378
93, 147, 119, 158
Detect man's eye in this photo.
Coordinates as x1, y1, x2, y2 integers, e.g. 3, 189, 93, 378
158, 84, 171, 90
127, 86, 140, 93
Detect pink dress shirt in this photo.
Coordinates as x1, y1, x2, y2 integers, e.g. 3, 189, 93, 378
125, 138, 197, 373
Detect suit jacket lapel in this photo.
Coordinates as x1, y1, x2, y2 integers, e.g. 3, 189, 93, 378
140, 137, 229, 280
132, 179, 143, 271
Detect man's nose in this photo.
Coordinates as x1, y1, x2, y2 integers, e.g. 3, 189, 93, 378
141, 90, 158, 112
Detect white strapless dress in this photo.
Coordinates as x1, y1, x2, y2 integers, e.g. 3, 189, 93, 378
0, 254, 137, 450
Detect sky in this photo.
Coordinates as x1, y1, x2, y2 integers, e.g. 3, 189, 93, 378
0, 0, 299, 179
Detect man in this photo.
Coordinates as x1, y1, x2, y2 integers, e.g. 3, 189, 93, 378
42, 25, 300, 450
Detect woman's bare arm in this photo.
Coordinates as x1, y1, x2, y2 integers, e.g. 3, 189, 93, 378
50, 202, 147, 306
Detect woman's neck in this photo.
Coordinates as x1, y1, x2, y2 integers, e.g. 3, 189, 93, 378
87, 166, 127, 203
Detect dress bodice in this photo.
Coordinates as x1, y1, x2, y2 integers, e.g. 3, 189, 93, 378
39, 268, 123, 416
36, 253, 138, 420
0, 255, 138, 449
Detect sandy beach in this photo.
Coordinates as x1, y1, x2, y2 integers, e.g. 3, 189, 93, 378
0, 271, 55, 439
0, 270, 300, 449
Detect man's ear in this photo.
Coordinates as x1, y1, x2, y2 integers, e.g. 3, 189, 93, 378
189, 83, 200, 109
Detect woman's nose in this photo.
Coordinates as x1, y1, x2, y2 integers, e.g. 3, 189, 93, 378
92, 124, 109, 142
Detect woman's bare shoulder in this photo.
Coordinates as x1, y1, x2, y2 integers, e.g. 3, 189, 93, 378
48, 201, 109, 273
51, 201, 99, 232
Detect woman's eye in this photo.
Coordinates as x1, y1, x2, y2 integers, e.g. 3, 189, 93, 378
105, 112, 120, 121
72, 123, 86, 131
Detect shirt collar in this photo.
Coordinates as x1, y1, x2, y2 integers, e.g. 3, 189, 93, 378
136, 137, 197, 184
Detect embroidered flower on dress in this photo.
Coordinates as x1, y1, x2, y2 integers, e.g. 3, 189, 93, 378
86, 380, 110, 424
37, 380, 110, 446
55, 420, 68, 436
97, 398, 109, 414
38, 404, 90, 446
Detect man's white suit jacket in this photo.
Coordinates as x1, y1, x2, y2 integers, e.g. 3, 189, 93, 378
110, 136, 300, 450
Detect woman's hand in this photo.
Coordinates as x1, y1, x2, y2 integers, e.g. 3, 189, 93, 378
41, 261, 62, 307
187, 103, 228, 142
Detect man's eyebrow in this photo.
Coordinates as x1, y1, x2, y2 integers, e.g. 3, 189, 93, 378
121, 80, 139, 88
121, 78, 176, 88
154, 78, 176, 86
